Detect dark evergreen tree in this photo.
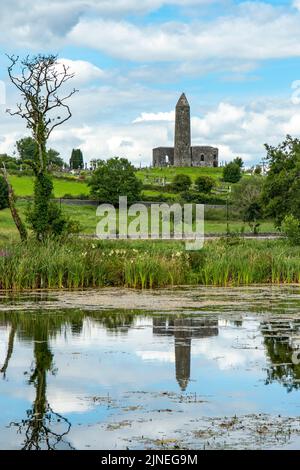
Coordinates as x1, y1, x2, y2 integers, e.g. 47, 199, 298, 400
69, 148, 84, 170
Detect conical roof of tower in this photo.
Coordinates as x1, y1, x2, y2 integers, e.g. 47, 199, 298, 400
177, 377, 189, 391
176, 93, 189, 107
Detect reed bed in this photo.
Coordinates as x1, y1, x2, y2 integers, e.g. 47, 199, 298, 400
0, 238, 299, 290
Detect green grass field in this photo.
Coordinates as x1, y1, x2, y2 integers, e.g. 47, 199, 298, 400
8, 175, 89, 198
0, 201, 276, 242
136, 166, 224, 183
7, 167, 247, 201
8, 168, 223, 199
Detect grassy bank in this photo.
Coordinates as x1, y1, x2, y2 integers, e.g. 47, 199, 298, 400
8, 167, 224, 198
136, 166, 224, 183
0, 238, 298, 290
8, 175, 89, 197
0, 201, 276, 241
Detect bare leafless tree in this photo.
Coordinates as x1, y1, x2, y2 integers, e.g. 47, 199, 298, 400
6, 54, 78, 174
6, 54, 78, 240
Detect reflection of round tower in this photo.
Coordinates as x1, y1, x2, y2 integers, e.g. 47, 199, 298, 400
174, 319, 191, 392
174, 93, 191, 167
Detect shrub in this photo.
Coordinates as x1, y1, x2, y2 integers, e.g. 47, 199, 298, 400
172, 174, 192, 192
194, 176, 215, 193
282, 215, 300, 245
233, 157, 244, 168
142, 184, 174, 193
61, 193, 90, 200
180, 190, 225, 205
223, 162, 242, 183
141, 193, 179, 203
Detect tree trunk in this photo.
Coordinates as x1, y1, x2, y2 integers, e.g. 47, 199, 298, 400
1, 164, 28, 242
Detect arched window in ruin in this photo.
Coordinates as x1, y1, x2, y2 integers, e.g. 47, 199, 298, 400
200, 154, 205, 162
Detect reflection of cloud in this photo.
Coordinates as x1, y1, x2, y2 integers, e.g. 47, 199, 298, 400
136, 350, 175, 363
193, 341, 250, 369
191, 321, 265, 370
47, 389, 92, 414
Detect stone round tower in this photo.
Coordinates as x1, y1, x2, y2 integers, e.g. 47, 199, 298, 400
174, 93, 191, 167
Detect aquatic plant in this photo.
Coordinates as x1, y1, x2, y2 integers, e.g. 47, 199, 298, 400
0, 238, 299, 290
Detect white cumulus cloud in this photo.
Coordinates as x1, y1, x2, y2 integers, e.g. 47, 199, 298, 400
57, 58, 105, 84
68, 4, 300, 62
133, 111, 175, 123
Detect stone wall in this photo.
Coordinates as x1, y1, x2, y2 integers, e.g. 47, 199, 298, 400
191, 146, 218, 167
152, 147, 175, 167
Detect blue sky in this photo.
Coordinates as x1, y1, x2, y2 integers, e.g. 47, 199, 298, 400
1, 0, 300, 166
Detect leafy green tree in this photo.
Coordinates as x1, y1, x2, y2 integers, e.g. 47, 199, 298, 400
88, 157, 142, 205
262, 135, 300, 227
0, 176, 9, 210
47, 149, 64, 169
16, 137, 63, 169
172, 174, 192, 192
194, 176, 214, 194
16, 137, 37, 164
282, 215, 300, 246
231, 177, 263, 233
223, 162, 242, 183
7, 54, 77, 241
0, 154, 19, 171
243, 202, 262, 234
69, 148, 84, 170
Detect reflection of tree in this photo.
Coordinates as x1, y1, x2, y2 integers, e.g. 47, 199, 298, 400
261, 320, 300, 392
93, 311, 135, 333
3, 316, 74, 450
0, 308, 136, 449
1, 325, 16, 378
153, 316, 218, 391
12, 337, 74, 450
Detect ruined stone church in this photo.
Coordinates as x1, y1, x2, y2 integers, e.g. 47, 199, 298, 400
152, 93, 219, 168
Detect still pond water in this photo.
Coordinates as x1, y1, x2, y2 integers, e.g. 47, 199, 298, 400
0, 286, 300, 450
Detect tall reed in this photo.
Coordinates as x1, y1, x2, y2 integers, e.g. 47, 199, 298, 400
0, 237, 299, 290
